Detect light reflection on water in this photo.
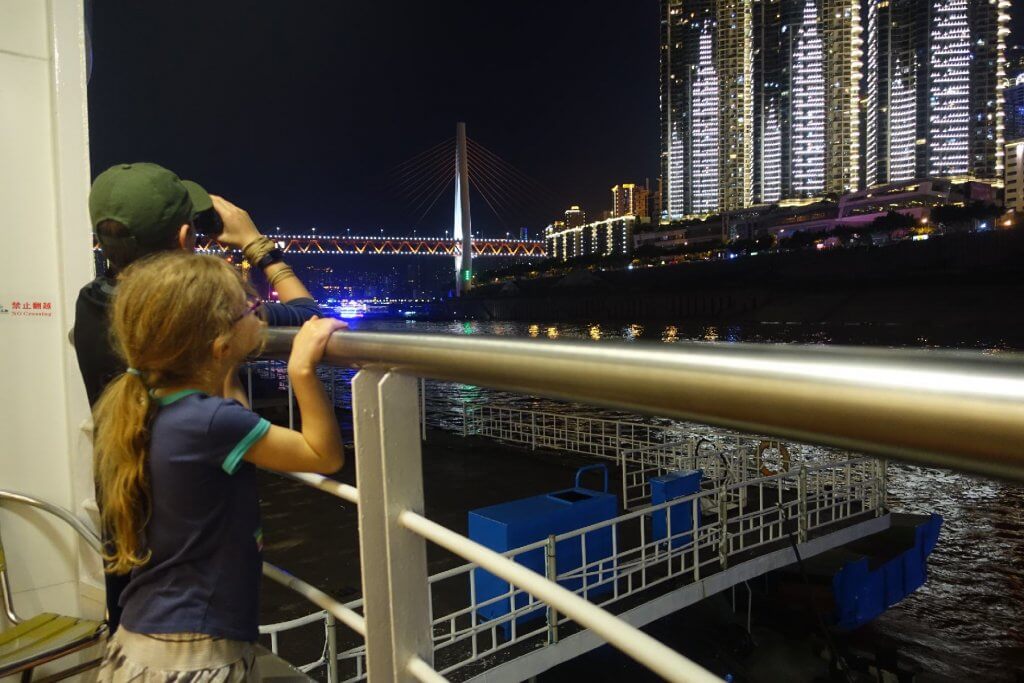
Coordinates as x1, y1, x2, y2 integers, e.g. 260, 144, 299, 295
341, 318, 1023, 680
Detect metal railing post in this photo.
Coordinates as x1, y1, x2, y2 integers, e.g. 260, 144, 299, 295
531, 411, 537, 450
462, 401, 468, 437
615, 422, 622, 463
353, 369, 433, 682
545, 535, 559, 644
875, 458, 888, 516
797, 466, 809, 543
326, 613, 339, 683
419, 377, 426, 442
718, 480, 729, 569
881, 458, 888, 511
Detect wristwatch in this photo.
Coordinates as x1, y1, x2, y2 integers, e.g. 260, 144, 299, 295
255, 247, 284, 270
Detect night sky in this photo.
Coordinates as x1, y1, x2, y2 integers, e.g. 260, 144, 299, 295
87, 2, 661, 239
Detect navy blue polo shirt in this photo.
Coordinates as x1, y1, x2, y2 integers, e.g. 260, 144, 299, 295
118, 391, 270, 642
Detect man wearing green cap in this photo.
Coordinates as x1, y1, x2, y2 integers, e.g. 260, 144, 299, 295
75, 161, 321, 405
73, 162, 323, 632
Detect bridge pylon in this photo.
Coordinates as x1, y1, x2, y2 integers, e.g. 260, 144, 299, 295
454, 122, 473, 295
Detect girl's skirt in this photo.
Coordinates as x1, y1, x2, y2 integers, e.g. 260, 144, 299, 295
97, 627, 259, 682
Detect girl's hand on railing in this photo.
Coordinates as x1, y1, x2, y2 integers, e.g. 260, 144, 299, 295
288, 316, 347, 377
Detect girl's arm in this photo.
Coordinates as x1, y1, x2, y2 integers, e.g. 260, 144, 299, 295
243, 317, 346, 474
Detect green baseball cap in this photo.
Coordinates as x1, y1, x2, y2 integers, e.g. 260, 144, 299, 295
89, 162, 213, 246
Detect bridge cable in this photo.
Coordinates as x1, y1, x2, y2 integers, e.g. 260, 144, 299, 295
412, 177, 455, 230
392, 153, 455, 202
389, 140, 456, 204
392, 143, 455, 186
393, 157, 455, 208
465, 155, 521, 220
466, 137, 560, 204
469, 177, 511, 231
465, 149, 525, 209
466, 150, 554, 226
466, 144, 542, 201
391, 137, 455, 174
409, 172, 456, 226
465, 144, 555, 216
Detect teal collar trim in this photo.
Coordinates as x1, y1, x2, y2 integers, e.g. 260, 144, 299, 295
155, 389, 204, 407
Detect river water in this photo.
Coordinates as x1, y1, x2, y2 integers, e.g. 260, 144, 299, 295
340, 317, 1023, 681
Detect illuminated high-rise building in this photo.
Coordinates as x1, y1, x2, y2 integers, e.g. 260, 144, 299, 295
611, 183, 651, 218
663, 0, 861, 217
822, 0, 862, 195
564, 205, 586, 228
863, 0, 1006, 186
717, 0, 755, 211
1005, 75, 1024, 142
929, 0, 972, 177
790, 0, 826, 195
692, 22, 721, 214
661, 0, 719, 219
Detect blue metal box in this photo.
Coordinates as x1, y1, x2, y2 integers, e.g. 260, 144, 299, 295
468, 466, 617, 634
651, 469, 702, 549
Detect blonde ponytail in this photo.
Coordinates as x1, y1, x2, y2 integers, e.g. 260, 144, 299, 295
93, 372, 155, 573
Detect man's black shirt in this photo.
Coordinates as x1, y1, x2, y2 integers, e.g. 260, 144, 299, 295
73, 275, 322, 406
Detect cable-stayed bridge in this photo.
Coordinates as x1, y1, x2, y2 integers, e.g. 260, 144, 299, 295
195, 234, 545, 257
94, 124, 555, 292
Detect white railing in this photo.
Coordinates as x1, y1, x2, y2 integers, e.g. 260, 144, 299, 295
247, 328, 1024, 683
261, 452, 880, 681
458, 402, 856, 512
251, 367, 726, 683
419, 456, 879, 679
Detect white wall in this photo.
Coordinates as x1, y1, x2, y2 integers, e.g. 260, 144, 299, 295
0, 0, 100, 642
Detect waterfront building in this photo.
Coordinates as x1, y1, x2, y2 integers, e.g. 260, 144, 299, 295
564, 205, 586, 228
648, 178, 664, 221
661, 0, 861, 218
1005, 139, 1024, 212
863, 0, 1008, 186
611, 183, 651, 218
545, 216, 636, 261
1004, 75, 1024, 142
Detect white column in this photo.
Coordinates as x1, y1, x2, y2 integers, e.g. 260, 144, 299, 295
453, 122, 473, 295
353, 370, 433, 682
0, 0, 100, 628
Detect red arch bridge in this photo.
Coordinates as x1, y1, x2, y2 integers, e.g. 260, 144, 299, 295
202, 234, 547, 258
93, 235, 547, 258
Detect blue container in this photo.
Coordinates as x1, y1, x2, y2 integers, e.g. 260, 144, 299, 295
832, 513, 943, 630
469, 465, 617, 635
651, 470, 702, 549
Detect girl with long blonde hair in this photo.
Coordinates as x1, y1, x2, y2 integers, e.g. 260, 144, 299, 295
93, 251, 344, 682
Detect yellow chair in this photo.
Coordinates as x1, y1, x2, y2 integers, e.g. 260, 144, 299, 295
0, 491, 106, 682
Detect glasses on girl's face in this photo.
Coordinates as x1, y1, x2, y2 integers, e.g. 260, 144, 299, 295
233, 297, 263, 324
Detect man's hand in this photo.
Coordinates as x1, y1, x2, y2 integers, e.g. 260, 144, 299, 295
211, 195, 262, 249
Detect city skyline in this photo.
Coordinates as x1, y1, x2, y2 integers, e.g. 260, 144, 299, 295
660, 0, 1007, 222
89, 2, 1023, 241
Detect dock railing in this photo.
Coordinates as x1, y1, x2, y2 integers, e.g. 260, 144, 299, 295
251, 329, 1024, 683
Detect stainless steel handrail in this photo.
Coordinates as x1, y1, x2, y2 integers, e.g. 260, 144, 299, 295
0, 490, 102, 554
0, 489, 358, 683
261, 563, 366, 638
262, 329, 1024, 481
0, 490, 104, 624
